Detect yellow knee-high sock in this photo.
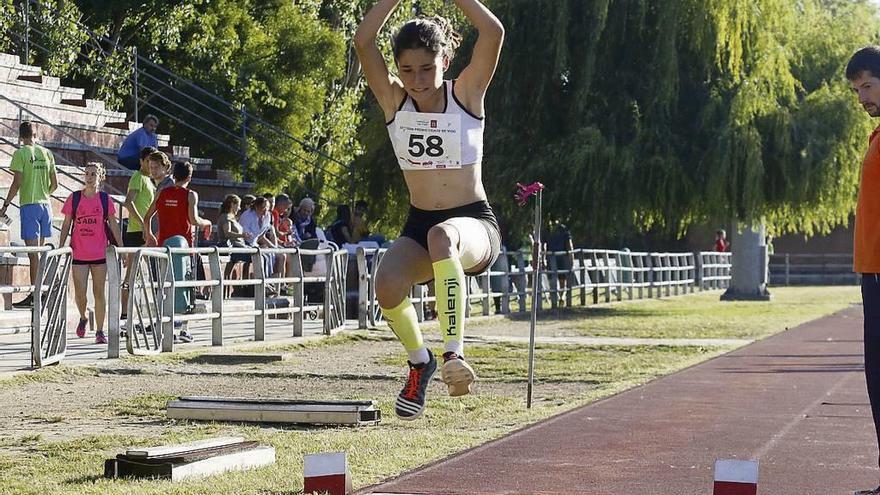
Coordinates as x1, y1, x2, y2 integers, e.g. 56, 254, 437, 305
434, 257, 465, 355
381, 297, 424, 352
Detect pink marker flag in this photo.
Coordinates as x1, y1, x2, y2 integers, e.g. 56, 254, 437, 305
515, 181, 544, 207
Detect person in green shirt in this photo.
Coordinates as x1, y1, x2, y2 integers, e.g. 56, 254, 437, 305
0, 121, 58, 308
119, 146, 157, 318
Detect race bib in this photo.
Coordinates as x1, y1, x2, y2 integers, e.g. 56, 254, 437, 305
394, 111, 462, 170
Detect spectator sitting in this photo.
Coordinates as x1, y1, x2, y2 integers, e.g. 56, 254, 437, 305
216, 194, 253, 295
239, 194, 256, 219
351, 199, 385, 245
117, 114, 159, 170
272, 193, 297, 247
239, 197, 281, 285
328, 204, 353, 245
293, 197, 318, 242
262, 192, 276, 224
278, 217, 296, 247
259, 193, 286, 280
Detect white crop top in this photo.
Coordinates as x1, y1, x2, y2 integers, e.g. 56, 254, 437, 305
386, 80, 484, 170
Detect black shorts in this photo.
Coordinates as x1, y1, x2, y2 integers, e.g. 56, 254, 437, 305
401, 200, 501, 276
73, 258, 106, 266
123, 231, 145, 247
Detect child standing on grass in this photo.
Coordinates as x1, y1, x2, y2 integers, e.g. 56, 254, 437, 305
59, 162, 123, 344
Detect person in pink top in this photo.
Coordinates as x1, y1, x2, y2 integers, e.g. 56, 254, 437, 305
59, 163, 123, 344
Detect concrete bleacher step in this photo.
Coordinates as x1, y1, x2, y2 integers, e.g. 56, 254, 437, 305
0, 54, 41, 77
104, 121, 130, 131
0, 96, 127, 129
1, 77, 85, 103
60, 98, 87, 108
16, 74, 48, 85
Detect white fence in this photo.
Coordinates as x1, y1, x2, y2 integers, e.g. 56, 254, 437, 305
769, 253, 858, 286
0, 243, 730, 368
105, 245, 348, 358
356, 248, 732, 328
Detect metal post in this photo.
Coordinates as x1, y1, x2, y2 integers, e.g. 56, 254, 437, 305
527, 190, 542, 409
132, 46, 139, 124
209, 248, 223, 346
357, 247, 369, 329
253, 248, 265, 341
162, 248, 175, 353
784, 253, 790, 286
107, 246, 122, 358
241, 104, 248, 181
23, 0, 29, 65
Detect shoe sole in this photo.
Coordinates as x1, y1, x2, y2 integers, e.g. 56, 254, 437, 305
441, 359, 476, 397
395, 366, 436, 421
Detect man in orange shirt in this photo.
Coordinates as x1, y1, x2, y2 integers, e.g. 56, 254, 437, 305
847, 46, 880, 495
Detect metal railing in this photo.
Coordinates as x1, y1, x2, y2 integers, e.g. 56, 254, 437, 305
0, 245, 72, 367
105, 245, 348, 358
697, 251, 733, 290
356, 247, 733, 329
768, 253, 858, 286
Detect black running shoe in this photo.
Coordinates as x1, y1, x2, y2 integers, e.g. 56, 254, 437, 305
395, 350, 437, 421
441, 351, 476, 397
12, 294, 33, 309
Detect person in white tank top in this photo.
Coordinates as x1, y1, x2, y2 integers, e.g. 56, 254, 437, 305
355, 0, 504, 421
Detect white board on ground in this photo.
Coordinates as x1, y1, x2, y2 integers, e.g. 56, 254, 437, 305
171, 445, 276, 482
126, 436, 245, 458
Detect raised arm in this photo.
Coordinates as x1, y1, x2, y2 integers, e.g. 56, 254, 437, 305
454, 0, 504, 106
353, 0, 407, 118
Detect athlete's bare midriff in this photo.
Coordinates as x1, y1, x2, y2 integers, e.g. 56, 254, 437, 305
403, 165, 486, 210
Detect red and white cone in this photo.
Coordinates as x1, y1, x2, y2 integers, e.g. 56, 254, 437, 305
713, 459, 758, 495
304, 452, 352, 495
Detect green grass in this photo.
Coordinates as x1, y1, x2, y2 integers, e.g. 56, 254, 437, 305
563, 286, 859, 339
0, 365, 99, 390
101, 393, 179, 418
